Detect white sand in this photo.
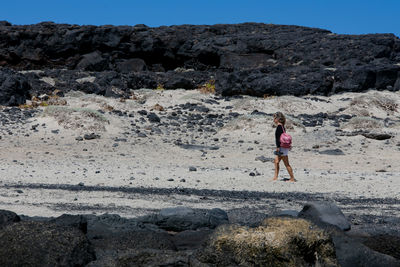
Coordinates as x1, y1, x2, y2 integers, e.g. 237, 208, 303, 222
0, 89, 399, 218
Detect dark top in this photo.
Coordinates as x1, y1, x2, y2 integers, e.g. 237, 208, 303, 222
275, 124, 284, 148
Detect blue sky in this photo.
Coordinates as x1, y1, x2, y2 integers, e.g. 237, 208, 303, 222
1, 0, 399, 37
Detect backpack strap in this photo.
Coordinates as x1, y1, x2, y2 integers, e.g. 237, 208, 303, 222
281, 124, 286, 133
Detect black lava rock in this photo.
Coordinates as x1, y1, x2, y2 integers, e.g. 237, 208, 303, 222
0, 22, 398, 102
147, 112, 161, 123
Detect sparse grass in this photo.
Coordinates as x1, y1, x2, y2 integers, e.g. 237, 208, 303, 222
342, 116, 384, 130
222, 114, 305, 133
44, 106, 108, 122
198, 80, 216, 94
285, 115, 306, 132
43, 106, 109, 131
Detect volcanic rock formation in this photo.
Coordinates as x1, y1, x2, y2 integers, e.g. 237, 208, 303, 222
0, 21, 400, 104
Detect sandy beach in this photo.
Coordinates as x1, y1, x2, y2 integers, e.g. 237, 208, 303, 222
0, 88, 398, 234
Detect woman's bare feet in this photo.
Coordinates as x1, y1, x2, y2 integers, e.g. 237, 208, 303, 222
272, 177, 278, 181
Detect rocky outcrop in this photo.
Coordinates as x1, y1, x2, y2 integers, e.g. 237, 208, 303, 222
0, 205, 399, 266
0, 21, 399, 103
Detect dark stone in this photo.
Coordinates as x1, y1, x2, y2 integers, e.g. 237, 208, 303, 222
363, 234, 400, 260
164, 75, 195, 89
115, 250, 193, 267
171, 228, 213, 250
333, 231, 400, 267
176, 143, 219, 150
77, 51, 109, 71
90, 229, 177, 262
255, 155, 274, 163
83, 133, 100, 140
0, 221, 95, 267
298, 201, 351, 231
137, 132, 147, 138
0, 210, 20, 228
49, 214, 88, 234
147, 112, 160, 123
362, 132, 393, 140
137, 110, 147, 115
116, 58, 147, 73
0, 69, 31, 106
138, 207, 229, 232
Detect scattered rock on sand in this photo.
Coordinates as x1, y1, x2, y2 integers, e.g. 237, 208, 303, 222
189, 166, 197, 171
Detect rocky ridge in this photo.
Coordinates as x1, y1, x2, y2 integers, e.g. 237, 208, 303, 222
1, 21, 400, 106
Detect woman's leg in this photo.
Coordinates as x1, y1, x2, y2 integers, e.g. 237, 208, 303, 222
282, 156, 295, 182
272, 156, 281, 180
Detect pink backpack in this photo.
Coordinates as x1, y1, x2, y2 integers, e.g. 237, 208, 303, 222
280, 126, 292, 149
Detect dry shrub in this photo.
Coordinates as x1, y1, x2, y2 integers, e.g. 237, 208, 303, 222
342, 116, 384, 130
350, 94, 398, 114
221, 115, 262, 131
198, 217, 337, 266
156, 83, 164, 90
198, 80, 216, 94
20, 91, 67, 109
152, 103, 164, 111
100, 103, 114, 112
276, 97, 317, 114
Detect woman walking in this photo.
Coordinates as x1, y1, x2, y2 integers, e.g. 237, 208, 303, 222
272, 112, 296, 182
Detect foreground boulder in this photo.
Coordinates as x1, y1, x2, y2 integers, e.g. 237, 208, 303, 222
333, 231, 400, 267
298, 201, 351, 231
196, 217, 338, 266
0, 221, 95, 267
0, 209, 20, 228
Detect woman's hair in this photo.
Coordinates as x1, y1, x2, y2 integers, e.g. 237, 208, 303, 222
273, 112, 286, 125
